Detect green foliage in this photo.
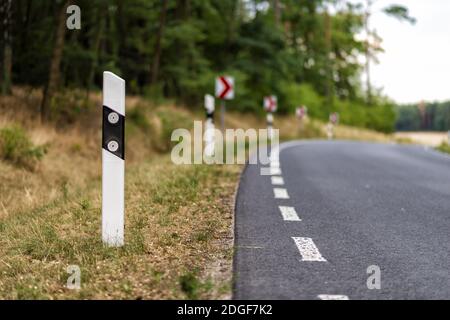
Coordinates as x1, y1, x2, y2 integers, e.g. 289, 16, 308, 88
128, 106, 151, 130
396, 101, 450, 132
156, 110, 193, 152
0, 126, 47, 169
179, 271, 212, 299
282, 83, 395, 133
436, 142, 450, 155
7, 0, 405, 132
367, 103, 396, 133
383, 5, 416, 24
283, 83, 326, 119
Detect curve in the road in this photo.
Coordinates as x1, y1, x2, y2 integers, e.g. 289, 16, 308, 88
233, 140, 450, 300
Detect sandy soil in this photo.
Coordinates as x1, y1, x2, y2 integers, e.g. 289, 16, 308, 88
394, 131, 449, 147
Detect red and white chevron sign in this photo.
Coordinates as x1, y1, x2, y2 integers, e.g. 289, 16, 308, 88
215, 76, 234, 100
296, 106, 307, 119
330, 112, 339, 124
264, 95, 277, 112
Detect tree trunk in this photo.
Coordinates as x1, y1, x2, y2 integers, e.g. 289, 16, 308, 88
86, 4, 105, 99
273, 0, 281, 26
324, 11, 333, 109
1, 0, 13, 95
19, 0, 32, 52
365, 0, 373, 105
149, 0, 168, 87
41, 0, 72, 121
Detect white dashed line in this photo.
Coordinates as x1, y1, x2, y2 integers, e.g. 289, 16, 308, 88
318, 294, 349, 300
292, 237, 327, 262
270, 161, 280, 168
279, 206, 301, 221
273, 188, 289, 199
261, 167, 282, 176
271, 176, 284, 185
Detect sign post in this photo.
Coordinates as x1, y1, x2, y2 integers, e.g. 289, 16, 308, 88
204, 94, 215, 157
328, 112, 339, 140
267, 113, 274, 140
264, 96, 277, 140
215, 76, 234, 132
102, 71, 125, 247
296, 105, 308, 132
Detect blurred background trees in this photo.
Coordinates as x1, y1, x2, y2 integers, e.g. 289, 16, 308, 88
0, 0, 417, 132
396, 101, 450, 132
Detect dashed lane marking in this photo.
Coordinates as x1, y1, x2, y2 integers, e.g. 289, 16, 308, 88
318, 295, 349, 300
292, 237, 327, 262
270, 161, 280, 168
271, 176, 284, 185
274, 188, 289, 199
261, 167, 282, 176
279, 206, 301, 221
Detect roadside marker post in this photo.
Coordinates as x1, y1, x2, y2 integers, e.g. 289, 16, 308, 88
204, 94, 215, 157
296, 105, 308, 132
264, 96, 277, 140
267, 113, 274, 140
330, 112, 339, 125
328, 112, 339, 140
102, 71, 125, 247
215, 76, 234, 132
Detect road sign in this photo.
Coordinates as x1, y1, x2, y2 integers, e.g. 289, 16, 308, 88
102, 71, 125, 247
296, 106, 308, 119
330, 112, 339, 125
215, 76, 234, 100
264, 95, 277, 113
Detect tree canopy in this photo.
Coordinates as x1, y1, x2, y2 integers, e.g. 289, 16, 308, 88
0, 0, 415, 132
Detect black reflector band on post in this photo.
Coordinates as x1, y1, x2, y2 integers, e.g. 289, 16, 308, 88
206, 111, 214, 121
102, 105, 125, 160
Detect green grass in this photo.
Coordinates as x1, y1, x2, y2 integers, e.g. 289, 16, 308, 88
436, 142, 450, 154
0, 125, 47, 169
179, 271, 214, 299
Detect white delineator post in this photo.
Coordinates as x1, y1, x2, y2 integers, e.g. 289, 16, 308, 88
267, 113, 274, 140
102, 72, 125, 247
204, 94, 215, 157
328, 112, 339, 140
296, 105, 307, 132
263, 96, 277, 141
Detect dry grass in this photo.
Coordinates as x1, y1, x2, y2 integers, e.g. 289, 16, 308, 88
394, 131, 448, 147
0, 89, 240, 299
0, 157, 239, 299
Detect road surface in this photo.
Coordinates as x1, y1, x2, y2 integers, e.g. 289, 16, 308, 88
233, 140, 450, 299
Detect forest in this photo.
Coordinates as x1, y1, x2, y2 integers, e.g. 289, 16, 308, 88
0, 0, 415, 133
396, 101, 450, 132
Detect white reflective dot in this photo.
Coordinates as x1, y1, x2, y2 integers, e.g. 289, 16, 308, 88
108, 112, 119, 124
107, 140, 119, 152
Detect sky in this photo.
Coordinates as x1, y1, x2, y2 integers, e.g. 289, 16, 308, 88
355, 0, 450, 104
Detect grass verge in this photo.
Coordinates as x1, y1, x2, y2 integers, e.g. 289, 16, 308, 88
0, 157, 239, 299
436, 142, 450, 155
0, 87, 401, 300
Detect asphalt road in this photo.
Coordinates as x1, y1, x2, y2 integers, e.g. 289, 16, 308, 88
233, 140, 450, 300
